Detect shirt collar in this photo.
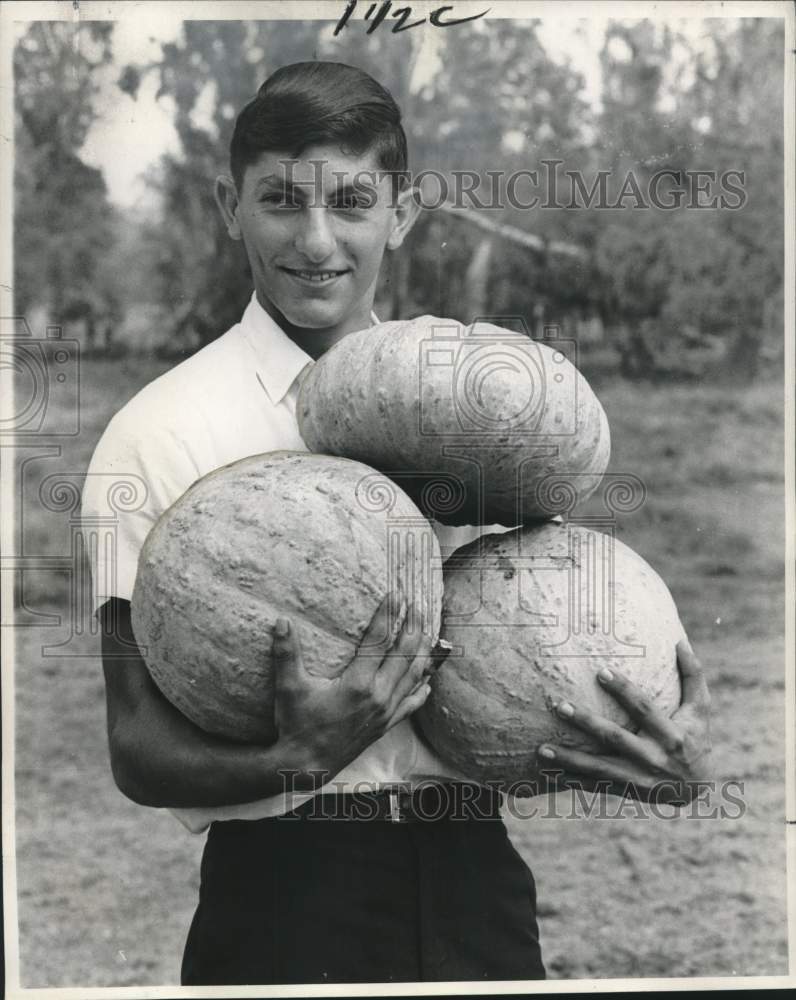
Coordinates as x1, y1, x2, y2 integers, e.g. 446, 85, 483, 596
240, 292, 380, 406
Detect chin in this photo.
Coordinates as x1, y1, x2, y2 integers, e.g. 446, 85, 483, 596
279, 296, 349, 330
283, 305, 339, 330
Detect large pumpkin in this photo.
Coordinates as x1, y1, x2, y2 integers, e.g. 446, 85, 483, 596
298, 316, 610, 526
131, 452, 443, 744
416, 521, 684, 785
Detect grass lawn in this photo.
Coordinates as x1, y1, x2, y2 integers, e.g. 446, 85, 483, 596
9, 356, 789, 986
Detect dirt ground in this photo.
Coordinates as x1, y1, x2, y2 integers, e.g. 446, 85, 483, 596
9, 356, 789, 986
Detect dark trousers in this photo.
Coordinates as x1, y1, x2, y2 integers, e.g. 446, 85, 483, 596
181, 806, 545, 985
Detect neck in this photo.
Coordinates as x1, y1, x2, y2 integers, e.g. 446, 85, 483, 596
256, 291, 373, 361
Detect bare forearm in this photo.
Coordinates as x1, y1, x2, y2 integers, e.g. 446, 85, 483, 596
110, 703, 319, 808
99, 595, 428, 809
101, 599, 323, 809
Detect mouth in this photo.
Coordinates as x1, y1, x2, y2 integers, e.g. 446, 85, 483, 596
280, 267, 350, 286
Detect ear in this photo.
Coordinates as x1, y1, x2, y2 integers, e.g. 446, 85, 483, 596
215, 174, 243, 241
386, 183, 422, 251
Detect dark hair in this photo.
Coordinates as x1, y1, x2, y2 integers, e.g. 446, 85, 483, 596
230, 61, 408, 191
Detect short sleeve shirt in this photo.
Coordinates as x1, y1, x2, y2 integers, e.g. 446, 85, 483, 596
82, 293, 487, 833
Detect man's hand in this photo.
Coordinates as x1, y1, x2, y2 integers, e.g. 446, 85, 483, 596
99, 593, 446, 809
272, 591, 446, 784
536, 640, 712, 804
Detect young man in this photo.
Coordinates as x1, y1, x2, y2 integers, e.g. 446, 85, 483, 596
83, 61, 711, 985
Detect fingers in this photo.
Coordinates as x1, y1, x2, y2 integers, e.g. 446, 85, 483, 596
379, 605, 453, 715
347, 590, 407, 686
379, 602, 433, 699
384, 635, 452, 722
271, 618, 308, 712
385, 681, 432, 730
536, 750, 694, 804
551, 700, 668, 772
271, 618, 302, 675
536, 744, 646, 788
533, 765, 630, 800
374, 599, 453, 722
594, 667, 685, 753
676, 639, 711, 711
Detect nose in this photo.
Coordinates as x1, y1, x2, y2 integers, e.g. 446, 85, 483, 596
294, 207, 336, 263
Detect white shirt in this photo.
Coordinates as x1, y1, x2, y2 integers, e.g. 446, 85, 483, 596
82, 293, 489, 833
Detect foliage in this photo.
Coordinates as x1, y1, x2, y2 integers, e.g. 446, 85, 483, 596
590, 19, 784, 377
13, 17, 786, 377
14, 23, 118, 331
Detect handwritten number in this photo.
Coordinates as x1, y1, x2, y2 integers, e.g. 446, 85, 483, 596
391, 7, 426, 32
366, 2, 392, 33
334, 0, 491, 35
333, 0, 357, 36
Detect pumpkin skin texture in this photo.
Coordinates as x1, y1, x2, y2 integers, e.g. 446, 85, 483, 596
131, 452, 443, 744
416, 521, 684, 786
297, 316, 610, 526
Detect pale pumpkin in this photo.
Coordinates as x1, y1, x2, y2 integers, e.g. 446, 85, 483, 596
298, 316, 610, 526
131, 452, 443, 743
416, 521, 684, 785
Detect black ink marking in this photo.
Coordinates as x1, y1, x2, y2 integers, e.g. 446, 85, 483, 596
390, 6, 426, 33
429, 5, 491, 28
334, 0, 490, 36
333, 0, 357, 36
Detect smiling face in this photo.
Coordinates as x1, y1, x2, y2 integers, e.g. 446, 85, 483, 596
216, 144, 418, 355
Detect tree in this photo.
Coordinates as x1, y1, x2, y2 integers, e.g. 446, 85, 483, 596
592, 18, 784, 379
119, 16, 784, 378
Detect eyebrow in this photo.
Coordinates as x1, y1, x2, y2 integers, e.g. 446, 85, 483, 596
254, 175, 313, 191
253, 176, 378, 200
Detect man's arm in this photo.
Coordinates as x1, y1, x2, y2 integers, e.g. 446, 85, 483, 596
101, 593, 435, 809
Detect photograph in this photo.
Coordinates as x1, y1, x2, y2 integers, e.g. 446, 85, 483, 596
1, 0, 794, 995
